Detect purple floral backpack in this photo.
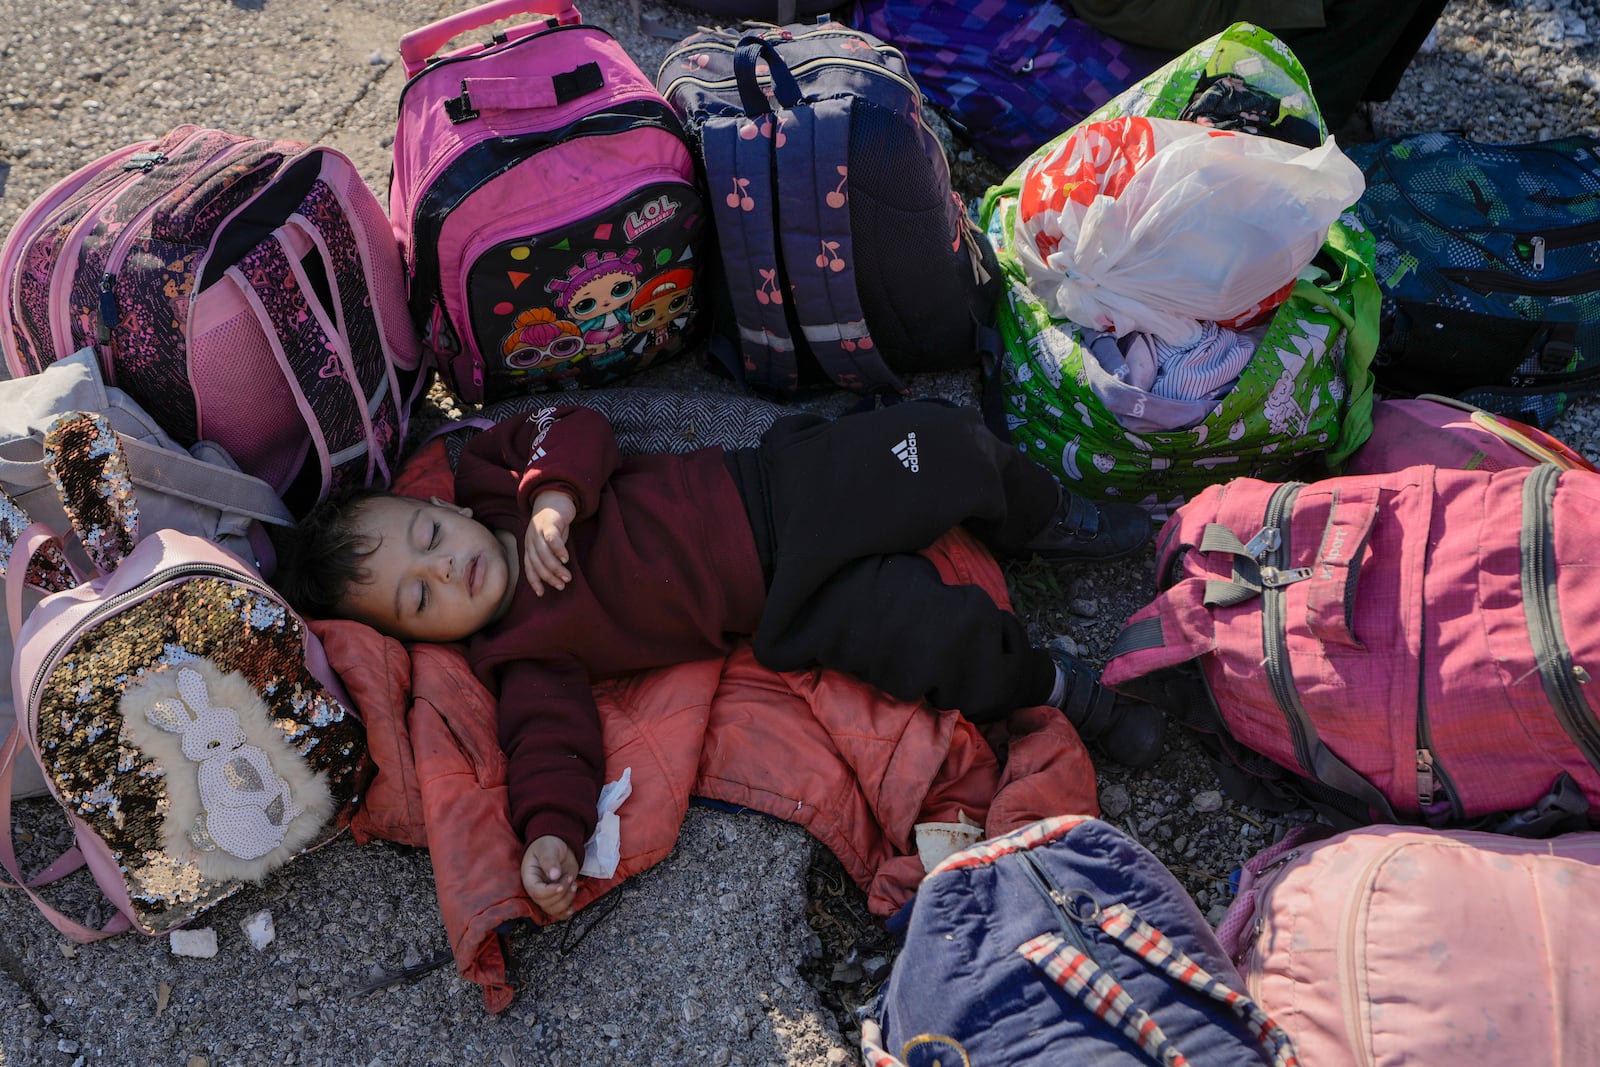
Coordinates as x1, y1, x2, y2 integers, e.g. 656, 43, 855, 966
0, 124, 423, 517
850, 0, 1172, 170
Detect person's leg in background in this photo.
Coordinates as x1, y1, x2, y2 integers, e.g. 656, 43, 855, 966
1280, 0, 1450, 132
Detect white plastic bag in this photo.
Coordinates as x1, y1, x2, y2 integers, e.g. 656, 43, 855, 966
1013, 117, 1365, 344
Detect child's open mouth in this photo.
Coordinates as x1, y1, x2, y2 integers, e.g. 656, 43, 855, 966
466, 555, 481, 596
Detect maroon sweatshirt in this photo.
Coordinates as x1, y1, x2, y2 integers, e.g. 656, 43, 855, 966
456, 407, 767, 857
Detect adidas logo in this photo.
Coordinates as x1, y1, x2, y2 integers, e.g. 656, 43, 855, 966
891, 433, 920, 472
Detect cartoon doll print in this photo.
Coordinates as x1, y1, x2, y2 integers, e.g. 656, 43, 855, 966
627, 268, 695, 352
500, 307, 586, 371
546, 248, 643, 356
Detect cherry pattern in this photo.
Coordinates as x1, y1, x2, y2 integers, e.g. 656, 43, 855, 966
826, 166, 847, 209
815, 240, 845, 272
756, 268, 784, 305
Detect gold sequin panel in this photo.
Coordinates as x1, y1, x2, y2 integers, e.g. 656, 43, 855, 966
35, 576, 367, 934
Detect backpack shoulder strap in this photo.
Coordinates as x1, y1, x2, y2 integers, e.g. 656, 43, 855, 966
771, 95, 906, 395
701, 114, 801, 394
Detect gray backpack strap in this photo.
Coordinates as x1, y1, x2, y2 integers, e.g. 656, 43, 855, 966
0, 433, 292, 527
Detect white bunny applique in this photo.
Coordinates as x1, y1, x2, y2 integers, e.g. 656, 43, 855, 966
121, 661, 333, 883
145, 666, 302, 861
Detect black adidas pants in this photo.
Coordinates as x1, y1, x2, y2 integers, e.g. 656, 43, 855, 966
728, 401, 1061, 722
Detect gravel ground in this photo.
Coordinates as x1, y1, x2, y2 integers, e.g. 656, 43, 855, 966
0, 0, 1598, 1064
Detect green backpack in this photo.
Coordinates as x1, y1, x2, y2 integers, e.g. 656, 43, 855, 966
980, 23, 1380, 518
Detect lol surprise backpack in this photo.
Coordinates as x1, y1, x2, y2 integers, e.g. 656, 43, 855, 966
390, 0, 708, 403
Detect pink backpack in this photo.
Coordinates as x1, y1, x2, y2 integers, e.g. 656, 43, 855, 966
1103, 461, 1600, 833
0, 125, 422, 517
1215, 825, 1600, 1067
1342, 394, 1596, 477
390, 0, 707, 404
0, 413, 365, 940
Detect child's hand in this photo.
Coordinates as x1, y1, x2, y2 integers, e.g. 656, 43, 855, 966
521, 835, 580, 920
525, 489, 577, 596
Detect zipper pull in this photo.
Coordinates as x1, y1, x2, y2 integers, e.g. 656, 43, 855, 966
1243, 527, 1281, 560
1532, 236, 1546, 272
1259, 565, 1313, 587
1416, 747, 1439, 806
121, 151, 168, 173
97, 274, 118, 343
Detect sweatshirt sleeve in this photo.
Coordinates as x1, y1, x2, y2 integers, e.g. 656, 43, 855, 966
494, 657, 606, 859
456, 406, 623, 531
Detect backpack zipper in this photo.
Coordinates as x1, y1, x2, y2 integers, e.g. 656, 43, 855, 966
660, 53, 923, 111
26, 562, 278, 718
1522, 463, 1600, 770
407, 100, 686, 327
1258, 483, 1319, 780
1372, 146, 1600, 275
1438, 265, 1600, 298
92, 138, 265, 371
661, 24, 911, 81
1014, 848, 1098, 960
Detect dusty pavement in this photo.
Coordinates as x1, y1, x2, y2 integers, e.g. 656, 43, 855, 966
3, 0, 1600, 1065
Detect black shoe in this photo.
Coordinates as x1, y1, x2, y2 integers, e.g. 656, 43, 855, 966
1049, 648, 1166, 769
1022, 488, 1153, 563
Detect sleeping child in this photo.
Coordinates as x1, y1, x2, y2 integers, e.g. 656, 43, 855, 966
275, 400, 1164, 919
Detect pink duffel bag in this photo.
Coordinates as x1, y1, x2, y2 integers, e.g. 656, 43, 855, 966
1104, 459, 1600, 832
1215, 825, 1600, 1067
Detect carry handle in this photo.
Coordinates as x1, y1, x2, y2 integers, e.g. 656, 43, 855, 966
1304, 484, 1379, 649
454, 68, 604, 116
400, 0, 583, 79
1016, 900, 1301, 1067
734, 35, 804, 116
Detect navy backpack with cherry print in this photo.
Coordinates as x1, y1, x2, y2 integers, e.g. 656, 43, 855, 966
658, 20, 1000, 397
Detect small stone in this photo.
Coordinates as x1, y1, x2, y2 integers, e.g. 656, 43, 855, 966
240, 910, 275, 951
1191, 790, 1224, 814
830, 962, 864, 983
169, 928, 218, 959
1099, 782, 1131, 819
1069, 598, 1098, 617
681, 997, 705, 1023
58, 1039, 80, 1054
367, 49, 386, 66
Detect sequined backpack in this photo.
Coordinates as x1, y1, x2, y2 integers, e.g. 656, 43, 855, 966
0, 412, 367, 941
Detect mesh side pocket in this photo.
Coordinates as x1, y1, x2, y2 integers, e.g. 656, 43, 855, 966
332, 166, 421, 373
847, 101, 986, 369
189, 279, 309, 495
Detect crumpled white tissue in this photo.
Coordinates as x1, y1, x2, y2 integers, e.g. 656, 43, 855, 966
580, 767, 633, 878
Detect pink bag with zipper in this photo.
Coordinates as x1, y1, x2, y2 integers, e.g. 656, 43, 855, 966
1216, 825, 1600, 1067
390, 0, 708, 403
0, 412, 365, 941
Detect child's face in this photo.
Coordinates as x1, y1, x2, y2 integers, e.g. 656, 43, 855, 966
339, 495, 518, 643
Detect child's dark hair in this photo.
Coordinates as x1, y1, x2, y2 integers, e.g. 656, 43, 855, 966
272, 486, 401, 619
